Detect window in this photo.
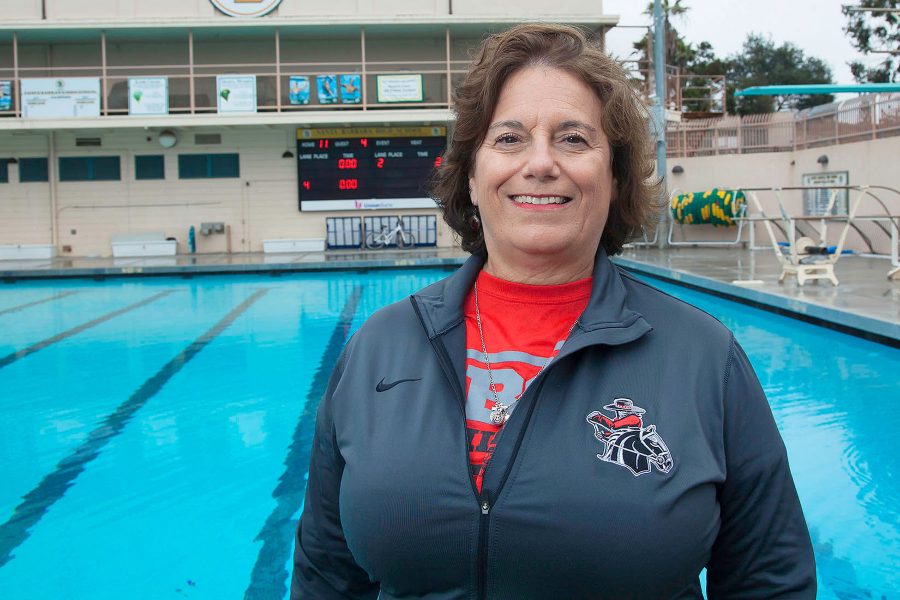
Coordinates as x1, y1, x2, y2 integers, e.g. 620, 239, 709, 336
19, 158, 49, 183
178, 153, 240, 179
135, 155, 165, 180
0, 161, 8, 183
59, 156, 121, 182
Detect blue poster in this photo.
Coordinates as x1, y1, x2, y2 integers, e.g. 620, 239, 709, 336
289, 76, 310, 105
340, 74, 361, 104
0, 81, 11, 111
316, 75, 338, 104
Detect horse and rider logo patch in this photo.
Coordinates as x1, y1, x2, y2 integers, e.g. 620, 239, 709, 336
586, 398, 673, 476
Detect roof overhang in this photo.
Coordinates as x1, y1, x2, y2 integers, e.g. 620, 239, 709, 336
736, 84, 900, 96
1, 15, 619, 39
0, 109, 455, 132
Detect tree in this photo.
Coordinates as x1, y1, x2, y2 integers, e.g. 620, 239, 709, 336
632, 1, 695, 71
843, 0, 899, 83
630, 1, 728, 112
727, 34, 834, 114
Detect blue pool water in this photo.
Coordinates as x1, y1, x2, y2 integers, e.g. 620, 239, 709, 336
0, 268, 897, 599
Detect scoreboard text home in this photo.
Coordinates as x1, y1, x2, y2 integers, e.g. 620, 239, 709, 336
296, 126, 447, 211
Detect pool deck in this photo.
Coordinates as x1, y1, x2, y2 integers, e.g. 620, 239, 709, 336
2, 245, 898, 345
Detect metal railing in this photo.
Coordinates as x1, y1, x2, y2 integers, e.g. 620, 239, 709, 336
666, 94, 900, 157
620, 59, 727, 114
0, 28, 472, 117
0, 24, 726, 118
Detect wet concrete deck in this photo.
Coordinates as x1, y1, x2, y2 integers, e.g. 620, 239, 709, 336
616, 246, 899, 344
2, 245, 897, 344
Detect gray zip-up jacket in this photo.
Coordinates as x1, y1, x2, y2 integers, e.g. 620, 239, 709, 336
292, 250, 816, 599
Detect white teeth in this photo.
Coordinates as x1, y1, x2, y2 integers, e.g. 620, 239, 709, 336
511, 195, 569, 205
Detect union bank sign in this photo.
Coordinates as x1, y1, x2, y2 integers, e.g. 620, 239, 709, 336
210, 0, 283, 17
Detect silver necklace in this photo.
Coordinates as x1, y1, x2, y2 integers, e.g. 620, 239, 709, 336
473, 280, 577, 425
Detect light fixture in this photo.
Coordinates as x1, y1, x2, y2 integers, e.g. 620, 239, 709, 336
671, 165, 684, 174
817, 154, 829, 165
158, 130, 178, 148
282, 129, 295, 159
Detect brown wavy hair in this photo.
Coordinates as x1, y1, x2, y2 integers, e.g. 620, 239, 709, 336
431, 23, 660, 256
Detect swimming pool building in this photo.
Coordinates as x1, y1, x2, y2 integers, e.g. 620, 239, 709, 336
0, 0, 618, 258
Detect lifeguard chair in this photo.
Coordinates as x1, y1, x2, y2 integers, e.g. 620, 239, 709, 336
743, 186, 865, 286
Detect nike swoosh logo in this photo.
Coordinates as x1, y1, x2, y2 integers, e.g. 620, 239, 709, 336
375, 377, 421, 392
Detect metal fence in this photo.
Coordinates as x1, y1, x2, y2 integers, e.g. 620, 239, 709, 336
666, 94, 900, 157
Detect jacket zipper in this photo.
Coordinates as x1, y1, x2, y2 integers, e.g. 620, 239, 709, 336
478, 498, 490, 600
409, 298, 554, 600
474, 374, 549, 600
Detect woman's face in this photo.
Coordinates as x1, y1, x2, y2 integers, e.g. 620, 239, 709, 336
468, 66, 615, 276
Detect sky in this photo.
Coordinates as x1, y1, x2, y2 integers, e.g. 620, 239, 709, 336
602, 0, 872, 86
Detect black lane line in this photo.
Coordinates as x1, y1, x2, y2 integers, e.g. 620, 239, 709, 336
0, 290, 174, 371
0, 291, 79, 317
0, 289, 268, 568
244, 285, 363, 600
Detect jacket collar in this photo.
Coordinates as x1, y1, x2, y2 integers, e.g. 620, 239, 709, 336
411, 247, 652, 348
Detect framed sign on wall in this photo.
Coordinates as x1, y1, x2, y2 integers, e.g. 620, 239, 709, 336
802, 171, 849, 215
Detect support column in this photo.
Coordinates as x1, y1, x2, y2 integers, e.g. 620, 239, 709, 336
189, 29, 195, 113
361, 27, 367, 110
275, 27, 282, 112
12, 32, 19, 117
48, 131, 59, 249
101, 31, 108, 116
653, 0, 668, 247
445, 27, 451, 107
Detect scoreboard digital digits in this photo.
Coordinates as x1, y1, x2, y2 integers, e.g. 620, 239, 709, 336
297, 126, 447, 211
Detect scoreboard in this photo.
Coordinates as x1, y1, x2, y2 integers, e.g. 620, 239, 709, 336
297, 126, 447, 211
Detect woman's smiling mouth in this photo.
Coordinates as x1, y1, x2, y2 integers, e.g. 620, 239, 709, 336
510, 194, 572, 205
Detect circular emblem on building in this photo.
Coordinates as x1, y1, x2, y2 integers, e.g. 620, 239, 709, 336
209, 0, 283, 18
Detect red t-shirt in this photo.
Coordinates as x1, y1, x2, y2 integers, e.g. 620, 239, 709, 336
463, 270, 592, 492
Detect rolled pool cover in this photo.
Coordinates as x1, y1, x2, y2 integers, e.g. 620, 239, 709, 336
671, 188, 746, 227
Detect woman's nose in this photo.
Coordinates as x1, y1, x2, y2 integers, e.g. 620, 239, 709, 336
522, 139, 560, 180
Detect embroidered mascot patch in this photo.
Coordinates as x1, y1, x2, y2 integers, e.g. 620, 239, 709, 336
586, 398, 673, 476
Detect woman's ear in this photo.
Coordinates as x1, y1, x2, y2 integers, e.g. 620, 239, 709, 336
468, 175, 478, 206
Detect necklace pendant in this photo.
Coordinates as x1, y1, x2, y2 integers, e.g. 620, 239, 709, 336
490, 403, 509, 425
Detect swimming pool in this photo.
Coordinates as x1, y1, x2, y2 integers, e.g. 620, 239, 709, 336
0, 268, 897, 598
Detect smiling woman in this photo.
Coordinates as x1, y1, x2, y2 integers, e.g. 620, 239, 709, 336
467, 66, 616, 284
292, 23, 816, 600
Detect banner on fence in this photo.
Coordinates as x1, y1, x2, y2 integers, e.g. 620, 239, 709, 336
217, 75, 257, 113
21, 78, 101, 119
289, 76, 310, 105
376, 74, 423, 103
128, 77, 168, 115
0, 81, 11, 111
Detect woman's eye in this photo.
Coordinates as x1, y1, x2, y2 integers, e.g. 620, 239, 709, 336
562, 134, 588, 145
495, 133, 522, 144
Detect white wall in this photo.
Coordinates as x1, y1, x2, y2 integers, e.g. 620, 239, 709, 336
0, 0, 42, 19
25, 0, 600, 20
0, 127, 452, 257
0, 135, 52, 245
5, 131, 896, 257
451, 0, 603, 16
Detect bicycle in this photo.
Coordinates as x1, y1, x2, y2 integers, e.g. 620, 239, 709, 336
364, 222, 417, 249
